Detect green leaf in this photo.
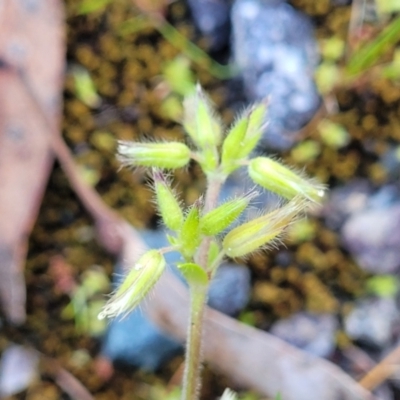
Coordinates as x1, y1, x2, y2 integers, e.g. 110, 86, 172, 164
179, 203, 201, 260
346, 15, 400, 76
177, 263, 208, 286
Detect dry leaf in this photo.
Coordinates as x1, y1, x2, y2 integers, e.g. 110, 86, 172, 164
0, 0, 65, 323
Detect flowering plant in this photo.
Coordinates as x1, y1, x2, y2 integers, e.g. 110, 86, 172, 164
99, 85, 324, 400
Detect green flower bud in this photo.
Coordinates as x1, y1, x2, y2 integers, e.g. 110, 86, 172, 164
248, 157, 325, 203
118, 140, 191, 169
221, 101, 268, 174
183, 84, 223, 149
200, 192, 256, 236
222, 199, 303, 258
98, 250, 166, 319
179, 201, 201, 260
153, 170, 184, 231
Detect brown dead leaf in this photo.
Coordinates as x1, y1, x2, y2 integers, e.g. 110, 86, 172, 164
0, 0, 65, 323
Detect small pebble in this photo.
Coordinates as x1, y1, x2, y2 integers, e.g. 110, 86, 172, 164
344, 297, 400, 349
0, 345, 39, 397
342, 204, 400, 274
270, 312, 337, 357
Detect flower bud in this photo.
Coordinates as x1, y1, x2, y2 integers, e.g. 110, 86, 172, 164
222, 199, 303, 258
118, 140, 191, 169
221, 101, 268, 174
248, 157, 325, 203
200, 192, 256, 236
153, 170, 184, 231
98, 250, 166, 319
183, 84, 223, 149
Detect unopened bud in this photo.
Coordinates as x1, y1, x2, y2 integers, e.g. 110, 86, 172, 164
222, 199, 303, 258
221, 101, 268, 174
118, 140, 191, 169
200, 192, 256, 236
153, 170, 184, 231
98, 250, 166, 319
183, 84, 223, 149
248, 157, 325, 203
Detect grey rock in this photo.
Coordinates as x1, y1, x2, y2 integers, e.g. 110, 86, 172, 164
322, 179, 372, 230
209, 263, 251, 316
231, 0, 320, 150
342, 204, 400, 274
101, 309, 182, 370
0, 345, 39, 396
344, 297, 400, 349
270, 312, 337, 357
187, 0, 231, 51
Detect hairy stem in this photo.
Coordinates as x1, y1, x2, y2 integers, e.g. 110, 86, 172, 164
196, 176, 224, 270
181, 284, 208, 400
181, 175, 225, 400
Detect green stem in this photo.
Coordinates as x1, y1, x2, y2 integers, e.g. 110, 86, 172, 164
181, 175, 225, 400
182, 284, 208, 400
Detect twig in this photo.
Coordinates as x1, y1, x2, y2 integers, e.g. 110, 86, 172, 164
359, 345, 400, 391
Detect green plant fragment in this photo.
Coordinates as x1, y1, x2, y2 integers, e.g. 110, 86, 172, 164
346, 15, 400, 76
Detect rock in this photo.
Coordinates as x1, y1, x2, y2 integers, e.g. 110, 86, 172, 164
322, 179, 372, 230
186, 0, 231, 51
0, 345, 39, 397
270, 312, 337, 358
341, 204, 400, 274
101, 229, 252, 370
344, 297, 400, 349
208, 263, 251, 316
231, 0, 320, 150
101, 309, 182, 371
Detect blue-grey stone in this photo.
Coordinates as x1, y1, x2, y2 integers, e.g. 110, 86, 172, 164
231, 0, 320, 150
342, 203, 400, 274
209, 263, 251, 316
101, 310, 182, 371
344, 297, 400, 349
270, 312, 337, 357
